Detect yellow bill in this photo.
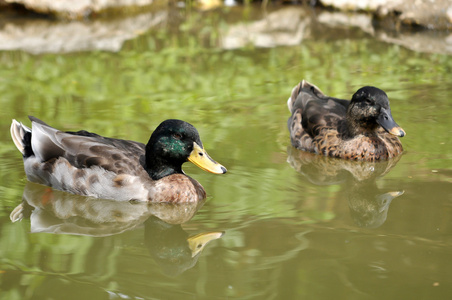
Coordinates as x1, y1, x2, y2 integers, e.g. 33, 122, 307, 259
188, 142, 227, 174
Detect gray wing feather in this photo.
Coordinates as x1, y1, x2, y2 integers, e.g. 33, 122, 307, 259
30, 118, 146, 175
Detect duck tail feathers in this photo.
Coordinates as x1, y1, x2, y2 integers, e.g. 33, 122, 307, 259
11, 119, 33, 157
287, 79, 325, 112
301, 80, 324, 97
29, 115, 51, 127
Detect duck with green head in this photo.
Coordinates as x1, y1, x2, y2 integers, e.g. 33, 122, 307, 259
11, 117, 226, 203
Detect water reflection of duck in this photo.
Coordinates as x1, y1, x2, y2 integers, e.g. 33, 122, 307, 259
287, 147, 404, 228
287, 80, 405, 161
10, 182, 224, 275
347, 182, 403, 228
10, 117, 226, 203
10, 182, 206, 235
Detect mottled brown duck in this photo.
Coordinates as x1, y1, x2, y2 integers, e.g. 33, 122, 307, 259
11, 117, 226, 202
287, 80, 405, 161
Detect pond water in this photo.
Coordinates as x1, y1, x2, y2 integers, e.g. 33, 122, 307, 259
0, 4, 451, 300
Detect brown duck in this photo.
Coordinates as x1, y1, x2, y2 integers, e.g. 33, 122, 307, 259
287, 80, 405, 161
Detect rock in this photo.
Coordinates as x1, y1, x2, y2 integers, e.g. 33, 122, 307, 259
220, 7, 309, 49
378, 0, 452, 30
319, 0, 452, 30
0, 12, 167, 53
320, 0, 395, 11
4, 0, 156, 19
317, 9, 452, 54
373, 28, 452, 54
317, 11, 374, 35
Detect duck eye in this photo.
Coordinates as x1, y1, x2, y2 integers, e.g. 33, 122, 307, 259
172, 133, 182, 140
364, 99, 372, 105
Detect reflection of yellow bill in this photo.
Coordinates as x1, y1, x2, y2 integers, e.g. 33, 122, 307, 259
187, 231, 225, 257
387, 191, 404, 198
188, 142, 227, 174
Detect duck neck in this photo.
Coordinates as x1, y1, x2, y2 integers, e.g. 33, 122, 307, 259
345, 118, 379, 138
144, 151, 184, 181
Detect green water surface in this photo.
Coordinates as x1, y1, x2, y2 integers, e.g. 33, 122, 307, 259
0, 5, 451, 300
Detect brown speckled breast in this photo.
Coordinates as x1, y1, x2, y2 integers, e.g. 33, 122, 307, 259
150, 174, 206, 203
307, 126, 403, 162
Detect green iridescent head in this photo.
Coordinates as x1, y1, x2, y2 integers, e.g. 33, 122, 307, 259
145, 119, 226, 180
